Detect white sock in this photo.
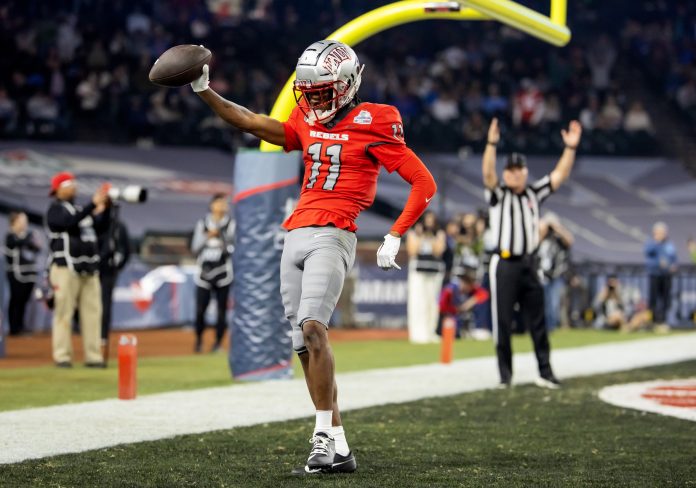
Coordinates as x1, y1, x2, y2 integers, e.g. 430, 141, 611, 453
314, 410, 333, 434
331, 425, 350, 456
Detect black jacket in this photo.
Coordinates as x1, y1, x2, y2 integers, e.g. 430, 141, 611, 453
4, 231, 40, 282
97, 208, 131, 276
46, 199, 107, 274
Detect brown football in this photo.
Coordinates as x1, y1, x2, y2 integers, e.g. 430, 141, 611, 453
149, 44, 212, 87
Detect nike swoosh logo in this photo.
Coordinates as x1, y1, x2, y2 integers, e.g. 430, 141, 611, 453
332, 458, 353, 467
313, 233, 332, 238
425, 196, 432, 203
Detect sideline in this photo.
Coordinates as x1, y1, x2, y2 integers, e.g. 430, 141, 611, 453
1, 334, 695, 464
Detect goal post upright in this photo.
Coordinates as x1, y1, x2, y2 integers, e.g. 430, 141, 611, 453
259, 0, 569, 152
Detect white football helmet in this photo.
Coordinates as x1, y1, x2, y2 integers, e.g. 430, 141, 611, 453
293, 40, 364, 125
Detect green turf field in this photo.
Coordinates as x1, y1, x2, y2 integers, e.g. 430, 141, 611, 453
1, 360, 694, 487
0, 329, 690, 412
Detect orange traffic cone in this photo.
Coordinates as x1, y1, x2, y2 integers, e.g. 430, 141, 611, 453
118, 334, 138, 400
440, 317, 456, 364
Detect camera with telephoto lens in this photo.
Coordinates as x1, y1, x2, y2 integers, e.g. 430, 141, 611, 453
107, 185, 148, 204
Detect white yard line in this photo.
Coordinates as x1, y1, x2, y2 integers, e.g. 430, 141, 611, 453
1, 335, 695, 465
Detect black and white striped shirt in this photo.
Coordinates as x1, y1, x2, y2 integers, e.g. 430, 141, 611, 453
485, 175, 553, 257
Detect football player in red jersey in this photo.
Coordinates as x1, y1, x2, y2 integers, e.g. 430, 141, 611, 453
193, 40, 436, 474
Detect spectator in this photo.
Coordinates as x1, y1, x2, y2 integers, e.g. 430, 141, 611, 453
623, 101, 653, 132
676, 80, 696, 110
26, 91, 60, 132
644, 222, 677, 331
598, 95, 623, 130
96, 198, 131, 365
406, 211, 446, 344
47, 172, 109, 368
3, 212, 40, 336
442, 218, 461, 283
592, 275, 651, 332
564, 273, 590, 328
437, 272, 490, 339
430, 91, 460, 123
462, 111, 487, 145
542, 94, 563, 124
463, 81, 484, 113
688, 237, 696, 264
76, 73, 102, 112
0, 87, 18, 134
481, 83, 508, 115
538, 213, 573, 331
586, 35, 617, 92
56, 15, 81, 62
191, 193, 235, 353
513, 79, 545, 127
579, 95, 600, 131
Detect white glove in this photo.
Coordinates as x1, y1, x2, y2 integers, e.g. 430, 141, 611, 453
377, 234, 401, 270
191, 64, 210, 93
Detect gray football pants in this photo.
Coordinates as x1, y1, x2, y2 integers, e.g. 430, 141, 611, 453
280, 226, 357, 354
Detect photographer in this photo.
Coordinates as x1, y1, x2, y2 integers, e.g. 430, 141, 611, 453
593, 275, 650, 332
538, 213, 573, 331
191, 193, 235, 353
46, 172, 108, 368
97, 197, 131, 364
406, 211, 446, 344
3, 211, 41, 335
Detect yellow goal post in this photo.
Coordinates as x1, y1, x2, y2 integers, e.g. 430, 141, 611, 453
259, 0, 570, 152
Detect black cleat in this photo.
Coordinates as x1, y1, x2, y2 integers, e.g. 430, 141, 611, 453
306, 432, 335, 470
329, 451, 357, 473
291, 451, 357, 476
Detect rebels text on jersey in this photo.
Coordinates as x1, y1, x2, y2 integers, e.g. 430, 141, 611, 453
282, 102, 412, 232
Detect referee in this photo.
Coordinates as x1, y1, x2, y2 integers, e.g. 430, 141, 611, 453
482, 118, 582, 388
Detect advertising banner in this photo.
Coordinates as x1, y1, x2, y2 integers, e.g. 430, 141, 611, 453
230, 150, 300, 380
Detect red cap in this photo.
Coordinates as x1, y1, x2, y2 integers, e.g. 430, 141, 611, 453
50, 171, 75, 196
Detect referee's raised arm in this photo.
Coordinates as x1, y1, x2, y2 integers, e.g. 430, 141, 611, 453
549, 120, 583, 190
482, 118, 500, 189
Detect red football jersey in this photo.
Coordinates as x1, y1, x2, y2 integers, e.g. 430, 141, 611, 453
282, 102, 412, 232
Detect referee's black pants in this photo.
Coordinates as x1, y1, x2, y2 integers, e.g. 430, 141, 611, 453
489, 254, 553, 383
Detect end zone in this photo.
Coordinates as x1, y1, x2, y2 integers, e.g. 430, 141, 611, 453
599, 379, 696, 422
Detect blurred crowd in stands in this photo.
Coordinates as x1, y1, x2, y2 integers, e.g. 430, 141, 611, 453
622, 1, 696, 127
0, 0, 672, 155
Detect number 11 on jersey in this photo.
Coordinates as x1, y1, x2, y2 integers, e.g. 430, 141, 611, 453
306, 142, 343, 191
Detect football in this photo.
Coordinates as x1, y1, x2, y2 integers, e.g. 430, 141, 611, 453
149, 44, 212, 87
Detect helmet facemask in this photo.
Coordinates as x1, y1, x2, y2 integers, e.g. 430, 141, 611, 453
294, 78, 353, 125
293, 41, 364, 125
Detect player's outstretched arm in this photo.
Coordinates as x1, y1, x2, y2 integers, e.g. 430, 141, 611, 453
377, 150, 437, 270
550, 120, 582, 190
482, 118, 500, 189
192, 65, 286, 147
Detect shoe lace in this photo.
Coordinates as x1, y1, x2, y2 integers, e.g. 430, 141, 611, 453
309, 434, 331, 456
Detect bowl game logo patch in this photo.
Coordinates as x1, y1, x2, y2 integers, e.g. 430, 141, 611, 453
599, 379, 696, 422
353, 110, 372, 124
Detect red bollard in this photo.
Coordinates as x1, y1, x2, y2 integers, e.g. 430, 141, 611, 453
118, 334, 138, 400
440, 317, 456, 364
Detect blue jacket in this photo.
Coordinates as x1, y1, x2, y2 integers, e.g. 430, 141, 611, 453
644, 239, 677, 275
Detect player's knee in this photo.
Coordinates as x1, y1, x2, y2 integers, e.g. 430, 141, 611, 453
302, 320, 328, 353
